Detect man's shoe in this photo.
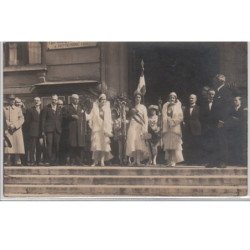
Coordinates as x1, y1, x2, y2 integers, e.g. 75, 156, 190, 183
205, 163, 216, 168
219, 163, 227, 168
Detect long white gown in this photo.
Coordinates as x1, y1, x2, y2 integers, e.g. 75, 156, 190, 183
126, 104, 149, 160
162, 100, 184, 163
87, 101, 113, 161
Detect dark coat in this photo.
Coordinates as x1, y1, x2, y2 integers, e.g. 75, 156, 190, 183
66, 103, 86, 147
41, 104, 62, 134
183, 105, 201, 136
200, 100, 217, 132
212, 85, 232, 123
26, 106, 42, 137
225, 106, 244, 130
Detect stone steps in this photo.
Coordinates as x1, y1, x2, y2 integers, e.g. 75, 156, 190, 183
3, 166, 248, 197
5, 175, 247, 186
4, 166, 247, 176
4, 184, 247, 197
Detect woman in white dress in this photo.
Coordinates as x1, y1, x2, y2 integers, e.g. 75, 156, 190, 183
162, 92, 184, 167
87, 94, 113, 166
126, 91, 149, 166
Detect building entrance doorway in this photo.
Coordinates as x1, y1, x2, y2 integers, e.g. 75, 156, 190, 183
128, 42, 222, 106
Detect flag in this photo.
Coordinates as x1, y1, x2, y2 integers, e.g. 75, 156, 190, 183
136, 60, 146, 95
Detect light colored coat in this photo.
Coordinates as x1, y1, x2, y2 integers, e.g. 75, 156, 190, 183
4, 105, 25, 154
162, 100, 183, 136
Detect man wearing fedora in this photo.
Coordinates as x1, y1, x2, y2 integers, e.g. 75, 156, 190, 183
3, 94, 25, 166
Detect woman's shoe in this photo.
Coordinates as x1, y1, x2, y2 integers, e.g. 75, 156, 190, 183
91, 161, 98, 167
169, 162, 176, 167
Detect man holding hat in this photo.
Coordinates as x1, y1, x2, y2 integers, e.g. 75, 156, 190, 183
3, 94, 25, 165
65, 94, 87, 165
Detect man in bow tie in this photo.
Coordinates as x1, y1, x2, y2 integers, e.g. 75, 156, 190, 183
183, 94, 202, 165
201, 74, 232, 168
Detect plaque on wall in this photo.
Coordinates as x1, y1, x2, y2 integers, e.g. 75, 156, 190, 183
47, 42, 97, 50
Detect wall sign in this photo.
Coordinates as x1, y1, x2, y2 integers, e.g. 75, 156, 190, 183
47, 42, 97, 50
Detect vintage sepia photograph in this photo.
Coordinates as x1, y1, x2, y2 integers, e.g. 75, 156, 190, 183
1, 42, 248, 198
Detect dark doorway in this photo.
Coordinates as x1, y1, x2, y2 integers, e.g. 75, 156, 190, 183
128, 42, 221, 106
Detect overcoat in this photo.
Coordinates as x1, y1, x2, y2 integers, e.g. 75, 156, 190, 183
66, 103, 86, 147
3, 105, 25, 154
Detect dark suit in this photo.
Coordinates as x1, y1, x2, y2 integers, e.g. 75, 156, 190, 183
26, 106, 42, 164
201, 85, 232, 166
212, 85, 232, 166
41, 104, 62, 164
200, 100, 216, 164
66, 103, 87, 164
226, 106, 246, 165
183, 105, 202, 164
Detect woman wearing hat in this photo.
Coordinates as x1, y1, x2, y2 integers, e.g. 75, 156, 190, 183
126, 91, 149, 166
87, 93, 113, 166
148, 105, 161, 165
162, 92, 184, 167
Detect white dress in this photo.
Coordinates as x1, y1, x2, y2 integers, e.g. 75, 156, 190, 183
162, 100, 184, 163
87, 101, 113, 161
126, 104, 149, 160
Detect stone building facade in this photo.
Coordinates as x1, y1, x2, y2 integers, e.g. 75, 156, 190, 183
3, 42, 248, 108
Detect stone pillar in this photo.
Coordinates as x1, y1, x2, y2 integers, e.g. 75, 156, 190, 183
218, 42, 247, 88
9, 42, 18, 66
28, 42, 42, 64
101, 42, 128, 97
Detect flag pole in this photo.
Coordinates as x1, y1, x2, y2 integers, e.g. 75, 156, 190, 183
141, 59, 144, 104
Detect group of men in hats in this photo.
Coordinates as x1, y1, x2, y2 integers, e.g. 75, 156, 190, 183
3, 93, 88, 166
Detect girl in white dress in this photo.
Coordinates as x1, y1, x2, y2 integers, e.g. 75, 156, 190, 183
148, 105, 161, 165
87, 94, 113, 166
126, 91, 149, 166
162, 92, 184, 167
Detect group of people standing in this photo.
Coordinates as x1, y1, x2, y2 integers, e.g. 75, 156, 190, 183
3, 74, 247, 168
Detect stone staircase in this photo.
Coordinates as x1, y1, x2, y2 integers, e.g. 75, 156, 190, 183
3, 166, 248, 197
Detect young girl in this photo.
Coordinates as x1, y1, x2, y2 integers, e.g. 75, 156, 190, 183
148, 105, 161, 165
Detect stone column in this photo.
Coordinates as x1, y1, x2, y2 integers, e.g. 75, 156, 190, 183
101, 42, 128, 97
9, 42, 18, 66
28, 42, 42, 64
218, 42, 247, 88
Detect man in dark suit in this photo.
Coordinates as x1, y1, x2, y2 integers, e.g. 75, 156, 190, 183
200, 89, 217, 166
206, 74, 232, 168
226, 96, 246, 165
26, 97, 42, 165
41, 94, 62, 165
65, 94, 87, 165
183, 94, 202, 165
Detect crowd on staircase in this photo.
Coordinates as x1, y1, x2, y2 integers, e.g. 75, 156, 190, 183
3, 74, 247, 168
